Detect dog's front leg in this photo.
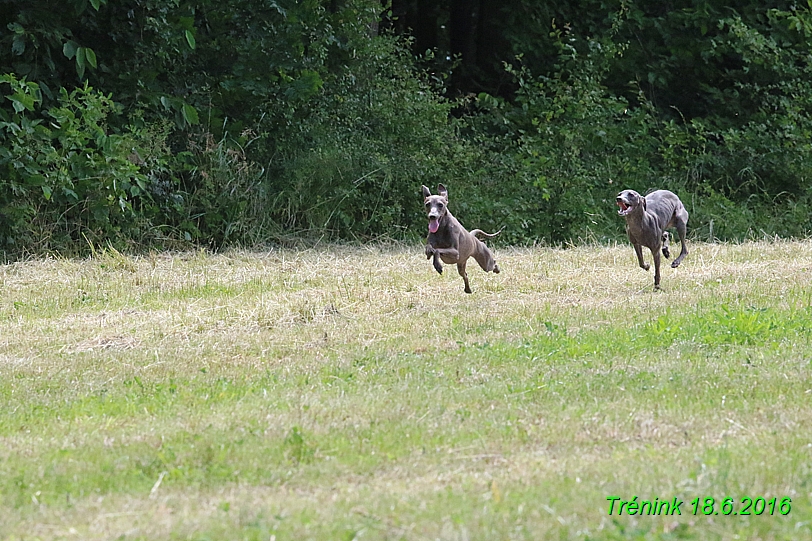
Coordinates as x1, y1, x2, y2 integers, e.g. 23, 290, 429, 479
432, 252, 443, 274
431, 247, 460, 275
652, 248, 662, 290
634, 244, 650, 271
457, 261, 472, 294
425, 244, 443, 273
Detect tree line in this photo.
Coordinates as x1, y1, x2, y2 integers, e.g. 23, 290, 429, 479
1, 0, 811, 257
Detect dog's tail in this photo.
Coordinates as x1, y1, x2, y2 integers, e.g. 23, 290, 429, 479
470, 227, 504, 239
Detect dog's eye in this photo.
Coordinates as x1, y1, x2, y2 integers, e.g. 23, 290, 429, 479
438, 203, 444, 209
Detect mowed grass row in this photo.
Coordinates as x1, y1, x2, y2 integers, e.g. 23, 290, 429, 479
0, 241, 811, 540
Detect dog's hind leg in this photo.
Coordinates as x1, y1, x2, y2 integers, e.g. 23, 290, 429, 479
661, 231, 671, 259
473, 242, 498, 273
671, 215, 689, 268
457, 261, 472, 294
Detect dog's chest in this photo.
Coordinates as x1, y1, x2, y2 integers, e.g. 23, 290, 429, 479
428, 229, 454, 248
625, 212, 662, 246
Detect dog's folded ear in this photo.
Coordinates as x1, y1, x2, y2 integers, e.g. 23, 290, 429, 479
642, 196, 647, 211
437, 183, 448, 200
422, 185, 431, 199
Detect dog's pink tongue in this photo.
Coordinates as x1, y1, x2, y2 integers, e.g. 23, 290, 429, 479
429, 218, 439, 234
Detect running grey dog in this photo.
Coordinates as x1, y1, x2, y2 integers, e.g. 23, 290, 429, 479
616, 189, 689, 290
422, 184, 501, 294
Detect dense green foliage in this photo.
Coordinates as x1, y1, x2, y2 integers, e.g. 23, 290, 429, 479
1, 0, 812, 254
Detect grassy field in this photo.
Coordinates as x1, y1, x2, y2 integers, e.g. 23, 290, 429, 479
1, 240, 811, 540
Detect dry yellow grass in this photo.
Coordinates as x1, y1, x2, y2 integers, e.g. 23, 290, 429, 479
1, 240, 810, 540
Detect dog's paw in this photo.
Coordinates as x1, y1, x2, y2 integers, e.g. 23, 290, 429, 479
493, 264, 500, 274
662, 247, 671, 259
642, 263, 650, 271
671, 260, 680, 268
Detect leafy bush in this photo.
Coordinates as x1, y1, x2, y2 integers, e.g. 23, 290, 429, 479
3, 0, 812, 255
256, 34, 476, 240
468, 25, 812, 244
0, 75, 150, 254
469, 38, 664, 244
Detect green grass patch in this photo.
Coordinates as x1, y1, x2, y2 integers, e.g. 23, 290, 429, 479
0, 241, 811, 539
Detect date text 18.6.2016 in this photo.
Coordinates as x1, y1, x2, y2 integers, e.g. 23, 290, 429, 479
607, 496, 791, 516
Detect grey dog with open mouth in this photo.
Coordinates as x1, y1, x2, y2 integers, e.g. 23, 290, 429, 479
616, 189, 689, 290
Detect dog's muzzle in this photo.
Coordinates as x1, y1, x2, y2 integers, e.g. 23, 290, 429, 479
617, 198, 634, 216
